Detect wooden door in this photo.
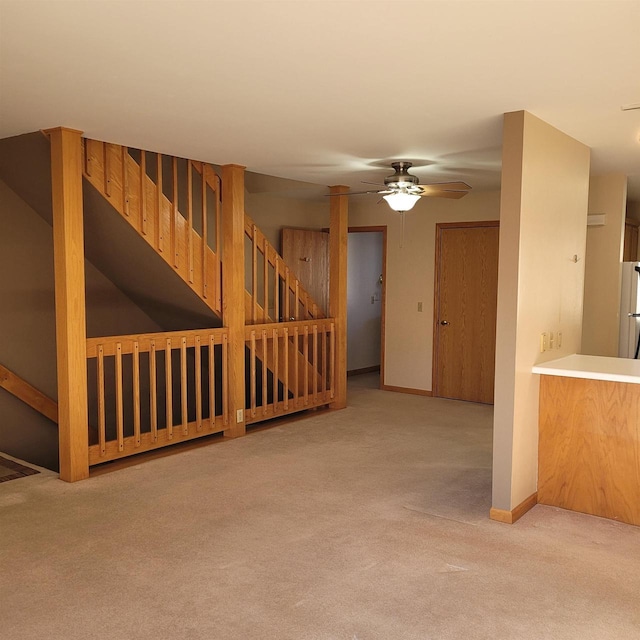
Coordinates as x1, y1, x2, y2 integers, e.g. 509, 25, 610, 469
281, 228, 329, 316
623, 218, 639, 262
433, 222, 499, 404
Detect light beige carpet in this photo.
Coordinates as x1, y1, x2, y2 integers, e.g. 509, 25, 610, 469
1, 373, 639, 639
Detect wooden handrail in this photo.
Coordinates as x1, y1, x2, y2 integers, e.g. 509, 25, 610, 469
0, 364, 58, 423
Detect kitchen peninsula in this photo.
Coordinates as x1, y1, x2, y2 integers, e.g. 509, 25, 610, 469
533, 354, 640, 527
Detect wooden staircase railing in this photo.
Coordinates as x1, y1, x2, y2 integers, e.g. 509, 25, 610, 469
86, 327, 228, 465
73, 136, 336, 468
82, 139, 222, 316
245, 216, 325, 324
0, 364, 58, 423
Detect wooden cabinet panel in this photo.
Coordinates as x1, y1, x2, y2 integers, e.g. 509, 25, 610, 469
538, 375, 640, 526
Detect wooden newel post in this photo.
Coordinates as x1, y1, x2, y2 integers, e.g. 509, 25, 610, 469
47, 127, 89, 482
221, 164, 246, 437
329, 185, 348, 409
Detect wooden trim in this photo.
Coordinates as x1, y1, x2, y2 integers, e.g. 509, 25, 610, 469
222, 164, 247, 437
380, 384, 432, 397
347, 365, 380, 377
48, 126, 89, 482
625, 217, 640, 228
329, 186, 349, 409
432, 220, 500, 399
347, 225, 387, 390
490, 492, 538, 524
0, 364, 58, 423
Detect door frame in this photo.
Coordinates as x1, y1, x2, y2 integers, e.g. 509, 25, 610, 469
348, 225, 388, 389
432, 220, 500, 399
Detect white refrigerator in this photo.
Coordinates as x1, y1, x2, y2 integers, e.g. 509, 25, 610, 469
619, 262, 640, 358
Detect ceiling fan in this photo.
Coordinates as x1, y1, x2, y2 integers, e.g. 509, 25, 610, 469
329, 161, 471, 212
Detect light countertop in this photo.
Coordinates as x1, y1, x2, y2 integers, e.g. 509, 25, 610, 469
532, 354, 640, 384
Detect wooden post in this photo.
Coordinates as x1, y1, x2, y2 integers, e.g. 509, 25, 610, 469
47, 127, 89, 481
221, 164, 246, 437
329, 185, 348, 409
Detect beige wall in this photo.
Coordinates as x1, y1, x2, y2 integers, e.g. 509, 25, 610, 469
582, 173, 628, 356
245, 191, 329, 250
349, 191, 501, 391
246, 182, 500, 391
492, 111, 590, 511
0, 179, 162, 470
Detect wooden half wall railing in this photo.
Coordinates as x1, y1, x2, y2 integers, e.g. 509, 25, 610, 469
245, 318, 335, 424
85, 327, 229, 465
0, 363, 58, 424
82, 138, 223, 316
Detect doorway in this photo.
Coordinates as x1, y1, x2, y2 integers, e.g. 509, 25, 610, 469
432, 221, 499, 404
347, 226, 387, 388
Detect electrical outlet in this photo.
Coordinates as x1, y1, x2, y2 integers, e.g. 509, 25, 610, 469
549, 331, 555, 349
540, 332, 548, 353
418, 302, 423, 312
557, 331, 562, 348
236, 409, 243, 423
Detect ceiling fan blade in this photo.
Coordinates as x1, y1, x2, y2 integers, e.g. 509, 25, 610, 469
419, 189, 469, 200
361, 181, 386, 187
420, 181, 471, 192
324, 189, 382, 197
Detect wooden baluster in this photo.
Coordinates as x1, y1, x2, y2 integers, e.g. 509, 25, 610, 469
172, 157, 178, 268
283, 327, 289, 411
263, 238, 269, 322
303, 325, 309, 406
140, 151, 147, 235
273, 328, 279, 413
122, 146, 130, 216
83, 138, 91, 177
115, 342, 124, 452
285, 267, 291, 321
274, 257, 280, 322
215, 174, 222, 312
133, 341, 141, 447
187, 161, 194, 283
294, 326, 299, 406
313, 325, 318, 404
209, 335, 216, 428
97, 345, 106, 456
330, 323, 335, 399
250, 330, 256, 417
157, 153, 164, 252
222, 333, 229, 426
262, 329, 268, 415
252, 225, 258, 324
195, 335, 202, 431
150, 340, 158, 442
202, 165, 208, 299
180, 337, 188, 435
165, 338, 173, 439
104, 143, 111, 198
321, 324, 327, 398
295, 280, 300, 321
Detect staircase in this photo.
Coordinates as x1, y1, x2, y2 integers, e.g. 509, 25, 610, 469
78, 136, 336, 467
83, 139, 222, 317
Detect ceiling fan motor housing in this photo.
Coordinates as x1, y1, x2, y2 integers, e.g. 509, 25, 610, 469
384, 161, 421, 190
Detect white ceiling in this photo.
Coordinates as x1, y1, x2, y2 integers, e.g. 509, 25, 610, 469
1, 0, 639, 201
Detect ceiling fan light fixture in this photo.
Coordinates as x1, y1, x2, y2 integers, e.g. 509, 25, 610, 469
383, 191, 421, 212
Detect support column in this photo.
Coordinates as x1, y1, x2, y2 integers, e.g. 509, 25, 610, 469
329, 186, 349, 409
47, 127, 89, 482
221, 164, 246, 437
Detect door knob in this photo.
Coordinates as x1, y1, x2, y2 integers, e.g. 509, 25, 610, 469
440, 320, 450, 326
